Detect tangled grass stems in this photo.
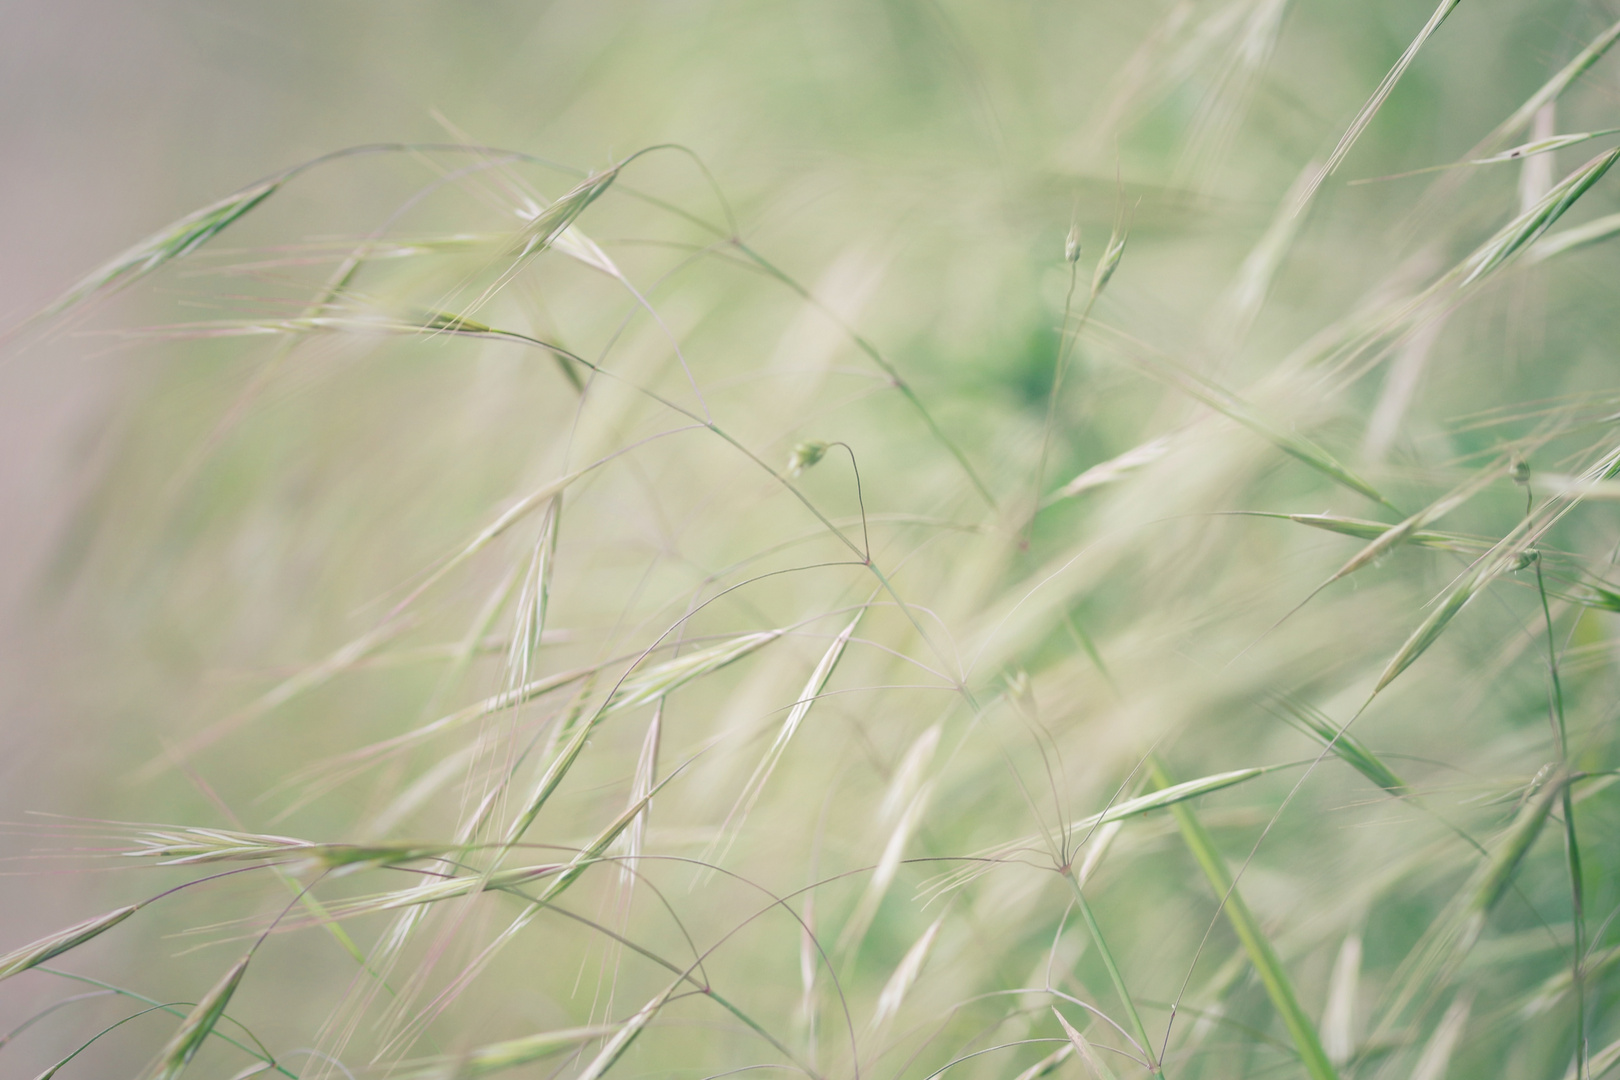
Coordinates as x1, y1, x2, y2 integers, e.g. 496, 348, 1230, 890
10, 6, 1620, 1079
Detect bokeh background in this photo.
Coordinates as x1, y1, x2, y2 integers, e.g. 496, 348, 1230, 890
4, 2, 1620, 1078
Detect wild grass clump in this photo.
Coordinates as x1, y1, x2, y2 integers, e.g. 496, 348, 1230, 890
4, 3, 1620, 1079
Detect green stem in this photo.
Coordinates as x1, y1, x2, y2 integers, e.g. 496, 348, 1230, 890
1062, 872, 1159, 1073
1148, 759, 1337, 1080
34, 967, 297, 1079
1536, 559, 1586, 1079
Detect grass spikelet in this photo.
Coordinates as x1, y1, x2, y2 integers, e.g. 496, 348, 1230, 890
1269, 697, 1405, 795
869, 914, 944, 1033
40, 179, 282, 319
1528, 210, 1620, 262
1062, 765, 1278, 843
786, 441, 830, 477
1379, 772, 1566, 1029
1459, 147, 1620, 286
573, 986, 669, 1080
1473, 127, 1620, 165
1521, 944, 1620, 1018
1090, 224, 1127, 299
1465, 770, 1564, 928
397, 1024, 620, 1079
143, 954, 250, 1080
0, 906, 139, 981
531, 766, 684, 903
515, 167, 620, 259
1053, 436, 1170, 501
604, 630, 785, 715
1127, 355, 1395, 508
122, 827, 451, 870
1409, 994, 1471, 1080
1052, 1008, 1118, 1080
313, 863, 563, 921
1150, 759, 1339, 1080
1320, 933, 1361, 1067
1074, 819, 1121, 886
1013, 1042, 1073, 1080
710, 615, 860, 866
1371, 546, 1520, 695
1577, 1033, 1620, 1080
1064, 217, 1082, 264
836, 779, 931, 960
1317, 464, 1505, 590
507, 496, 561, 693
1238, 511, 1474, 551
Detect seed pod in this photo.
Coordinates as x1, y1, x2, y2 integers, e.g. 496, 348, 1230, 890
1064, 221, 1082, 264
786, 441, 829, 477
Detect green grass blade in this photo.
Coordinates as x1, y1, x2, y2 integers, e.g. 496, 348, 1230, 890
1301, 0, 1463, 207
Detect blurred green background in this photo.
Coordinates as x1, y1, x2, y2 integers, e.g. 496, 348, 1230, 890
4, 2, 1620, 1078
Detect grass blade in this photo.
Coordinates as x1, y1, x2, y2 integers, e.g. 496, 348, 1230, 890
1301, 0, 1463, 208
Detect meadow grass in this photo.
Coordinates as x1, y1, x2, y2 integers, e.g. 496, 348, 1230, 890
4, 2, 1620, 1079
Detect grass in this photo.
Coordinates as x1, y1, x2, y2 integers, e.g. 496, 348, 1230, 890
4, 2, 1620, 1078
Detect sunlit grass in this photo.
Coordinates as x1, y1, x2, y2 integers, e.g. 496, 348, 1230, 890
5, 3, 1620, 1079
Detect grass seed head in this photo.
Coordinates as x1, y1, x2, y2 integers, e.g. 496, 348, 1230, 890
787, 440, 830, 477
43, 179, 282, 318
0, 905, 139, 981
144, 954, 250, 1080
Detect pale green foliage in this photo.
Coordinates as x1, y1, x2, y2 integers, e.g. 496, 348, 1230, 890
6, 3, 1620, 1080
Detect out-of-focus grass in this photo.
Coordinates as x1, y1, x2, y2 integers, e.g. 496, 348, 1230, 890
4, 2, 1620, 1079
